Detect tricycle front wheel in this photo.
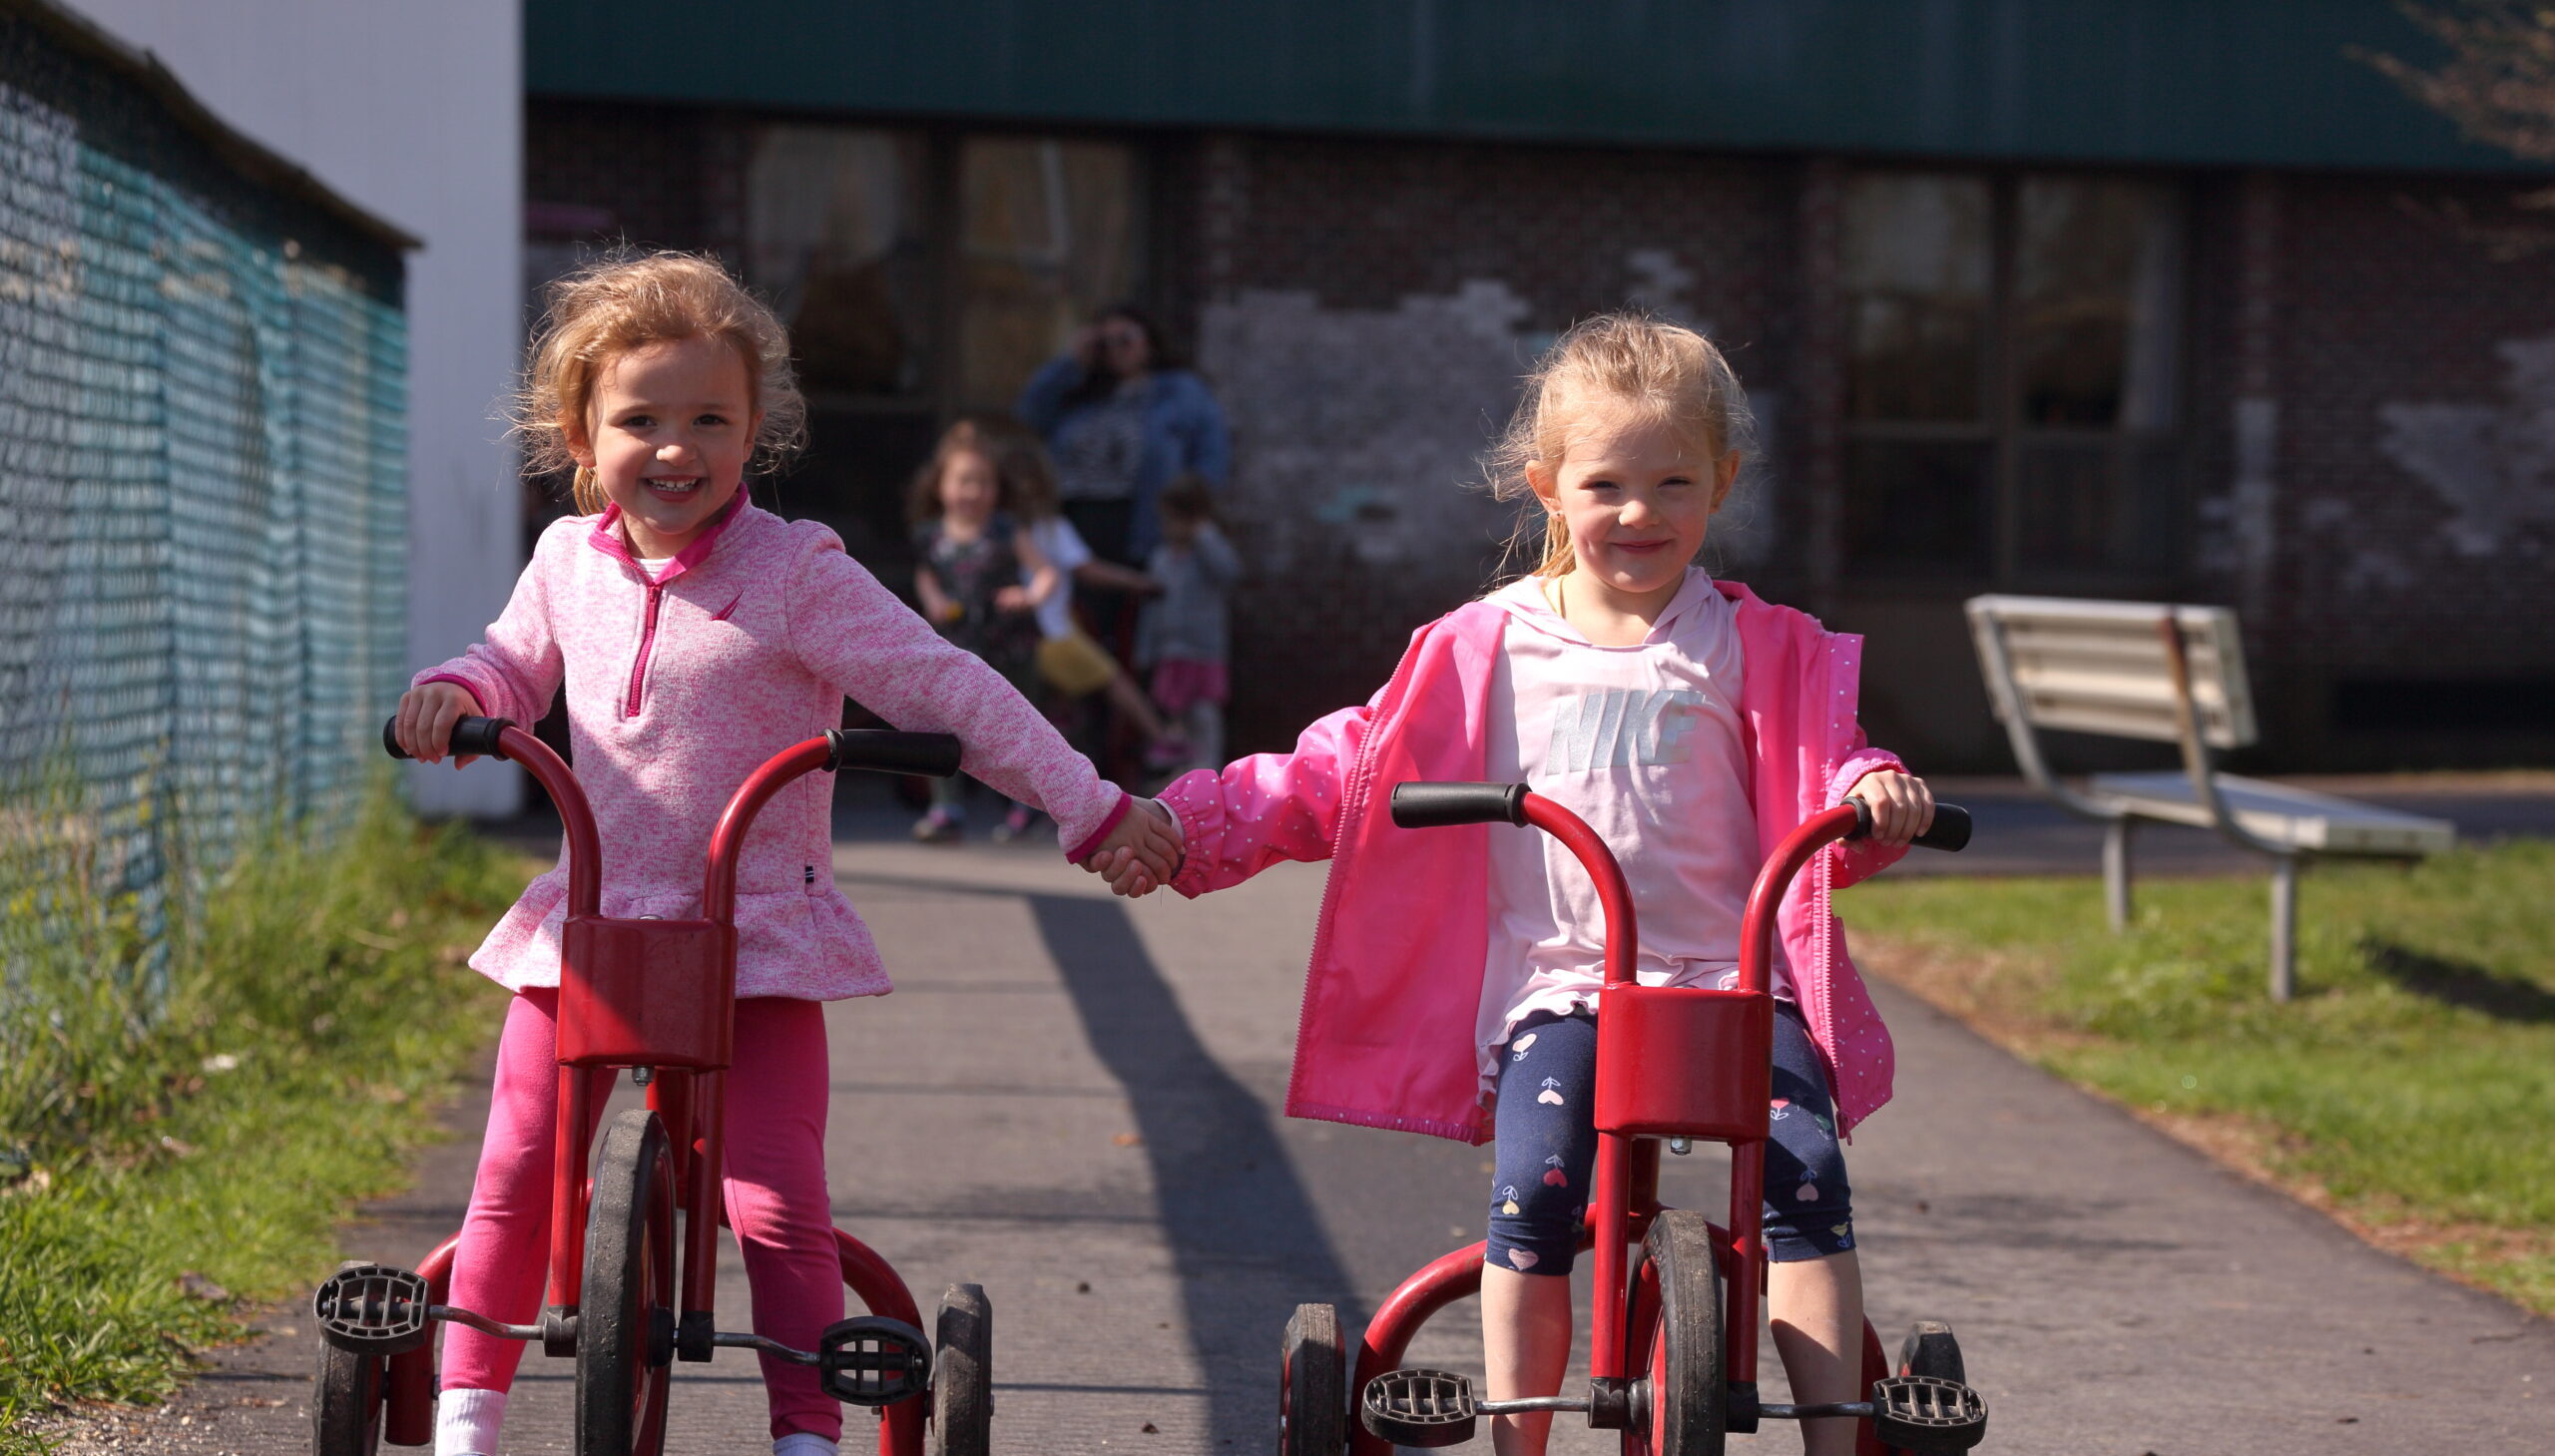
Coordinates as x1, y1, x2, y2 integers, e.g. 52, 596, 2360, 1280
576, 1108, 676, 1456
931, 1283, 992, 1456
1623, 1210, 1726, 1456
311, 1336, 384, 1456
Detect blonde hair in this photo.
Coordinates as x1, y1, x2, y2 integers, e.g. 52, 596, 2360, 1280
519, 249, 806, 515
1484, 312, 1756, 578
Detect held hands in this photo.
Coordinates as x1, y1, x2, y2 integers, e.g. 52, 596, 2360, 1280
1079, 797, 1184, 897
392, 682, 483, 767
1846, 768, 1935, 846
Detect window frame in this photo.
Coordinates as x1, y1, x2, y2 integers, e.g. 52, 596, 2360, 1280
1838, 164, 2194, 595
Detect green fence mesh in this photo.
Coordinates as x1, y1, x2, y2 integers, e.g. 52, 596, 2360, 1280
0, 8, 408, 1006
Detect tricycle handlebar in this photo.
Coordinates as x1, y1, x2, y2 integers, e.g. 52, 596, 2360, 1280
1391, 780, 1971, 854
1388, 781, 1529, 828
381, 714, 515, 762
823, 728, 962, 778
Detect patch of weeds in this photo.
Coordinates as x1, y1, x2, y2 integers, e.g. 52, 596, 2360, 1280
0, 782, 524, 1451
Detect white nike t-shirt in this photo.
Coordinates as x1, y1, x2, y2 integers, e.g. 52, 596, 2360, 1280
1476, 568, 1777, 1067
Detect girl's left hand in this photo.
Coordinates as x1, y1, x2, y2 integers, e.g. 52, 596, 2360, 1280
993, 585, 1033, 613
1080, 797, 1185, 896
1846, 768, 1934, 847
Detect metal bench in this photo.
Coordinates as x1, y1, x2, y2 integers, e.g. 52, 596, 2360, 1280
1964, 594, 2454, 1001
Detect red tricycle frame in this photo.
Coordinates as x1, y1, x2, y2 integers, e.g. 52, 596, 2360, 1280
1321, 785, 1976, 1456
353, 721, 957, 1456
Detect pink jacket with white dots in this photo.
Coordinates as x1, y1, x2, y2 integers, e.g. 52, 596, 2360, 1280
417, 498, 1128, 1001
1156, 580, 1907, 1142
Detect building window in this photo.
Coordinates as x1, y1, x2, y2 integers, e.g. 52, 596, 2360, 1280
737, 126, 1144, 563
1841, 171, 2184, 585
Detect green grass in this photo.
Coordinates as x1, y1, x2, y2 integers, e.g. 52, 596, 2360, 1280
0, 787, 523, 1453
1838, 839, 2555, 1314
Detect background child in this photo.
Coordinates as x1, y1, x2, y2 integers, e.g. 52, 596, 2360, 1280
1134, 474, 1239, 773
394, 251, 1177, 1456
997, 435, 1186, 825
908, 420, 1052, 841
1101, 315, 1933, 1456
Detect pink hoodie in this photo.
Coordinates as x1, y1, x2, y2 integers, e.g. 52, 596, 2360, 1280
418, 498, 1128, 1001
1157, 580, 1905, 1142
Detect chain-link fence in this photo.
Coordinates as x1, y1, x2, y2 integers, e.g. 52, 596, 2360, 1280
0, 1, 409, 1003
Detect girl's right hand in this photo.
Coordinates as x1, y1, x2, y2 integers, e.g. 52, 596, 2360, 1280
394, 682, 482, 766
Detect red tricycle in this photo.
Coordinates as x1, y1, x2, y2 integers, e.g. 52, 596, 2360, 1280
312, 716, 990, 1456
1278, 780, 1988, 1456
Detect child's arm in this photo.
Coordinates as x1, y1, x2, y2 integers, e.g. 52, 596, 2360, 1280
787, 534, 1131, 857
912, 561, 956, 625
403, 533, 567, 744
1150, 697, 1374, 898
1074, 558, 1161, 596
1187, 525, 1242, 588
1001, 532, 1058, 614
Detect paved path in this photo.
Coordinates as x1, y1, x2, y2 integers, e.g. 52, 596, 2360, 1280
51, 802, 2553, 1453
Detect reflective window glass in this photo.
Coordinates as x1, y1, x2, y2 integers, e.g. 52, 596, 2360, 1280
957, 138, 1139, 413
2015, 180, 2182, 430
745, 128, 933, 397
1841, 175, 1990, 423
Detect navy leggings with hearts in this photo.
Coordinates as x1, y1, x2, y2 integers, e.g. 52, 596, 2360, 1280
1485, 1001, 1854, 1276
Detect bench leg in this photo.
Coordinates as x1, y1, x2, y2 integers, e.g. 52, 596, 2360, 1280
2269, 855, 2299, 1003
2103, 818, 2135, 932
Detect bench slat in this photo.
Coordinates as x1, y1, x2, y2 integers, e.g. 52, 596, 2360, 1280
2086, 771, 2457, 855
1970, 594, 2257, 748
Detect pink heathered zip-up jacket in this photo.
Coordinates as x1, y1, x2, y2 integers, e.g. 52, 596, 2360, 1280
1156, 579, 1906, 1142
417, 498, 1129, 1001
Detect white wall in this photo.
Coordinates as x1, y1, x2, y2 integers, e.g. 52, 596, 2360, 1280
68, 0, 525, 815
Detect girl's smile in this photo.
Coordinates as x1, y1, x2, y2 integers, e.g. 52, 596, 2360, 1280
572, 333, 765, 558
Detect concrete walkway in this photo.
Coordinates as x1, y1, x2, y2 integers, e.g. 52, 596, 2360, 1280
46, 801, 2553, 1453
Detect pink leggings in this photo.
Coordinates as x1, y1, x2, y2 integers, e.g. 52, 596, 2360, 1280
439, 989, 843, 1443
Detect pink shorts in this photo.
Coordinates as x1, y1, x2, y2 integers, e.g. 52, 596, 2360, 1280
1150, 658, 1229, 715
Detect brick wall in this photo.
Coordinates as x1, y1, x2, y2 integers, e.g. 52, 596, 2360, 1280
1178, 134, 1811, 752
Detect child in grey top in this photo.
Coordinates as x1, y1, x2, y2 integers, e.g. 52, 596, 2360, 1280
1136, 476, 1240, 771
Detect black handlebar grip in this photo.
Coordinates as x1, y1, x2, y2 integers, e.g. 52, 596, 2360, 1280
1390, 781, 1531, 829
381, 715, 514, 762
1913, 802, 1972, 852
824, 728, 964, 778
1847, 797, 1972, 852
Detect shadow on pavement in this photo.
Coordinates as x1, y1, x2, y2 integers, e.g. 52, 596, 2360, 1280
1023, 890, 1366, 1442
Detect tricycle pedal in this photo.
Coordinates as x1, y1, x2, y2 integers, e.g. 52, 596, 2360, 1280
1360, 1367, 1477, 1448
1870, 1374, 1987, 1454
313, 1263, 433, 1356
816, 1314, 932, 1407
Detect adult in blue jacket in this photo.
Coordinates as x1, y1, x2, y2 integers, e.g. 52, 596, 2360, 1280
1016, 303, 1231, 567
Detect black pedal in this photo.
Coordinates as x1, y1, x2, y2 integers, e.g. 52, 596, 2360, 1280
1871, 1375, 1988, 1454
313, 1264, 433, 1356
1359, 1367, 1477, 1448
817, 1315, 931, 1406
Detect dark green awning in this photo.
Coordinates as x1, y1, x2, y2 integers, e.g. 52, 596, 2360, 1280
528, 0, 2547, 175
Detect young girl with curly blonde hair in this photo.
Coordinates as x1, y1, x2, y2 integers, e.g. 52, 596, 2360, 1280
395, 251, 1177, 1456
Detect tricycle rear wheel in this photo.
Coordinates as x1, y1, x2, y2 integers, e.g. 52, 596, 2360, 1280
576, 1108, 676, 1456
1279, 1301, 1345, 1456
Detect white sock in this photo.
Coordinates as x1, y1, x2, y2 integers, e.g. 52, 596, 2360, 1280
772, 1434, 838, 1456
433, 1386, 506, 1456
